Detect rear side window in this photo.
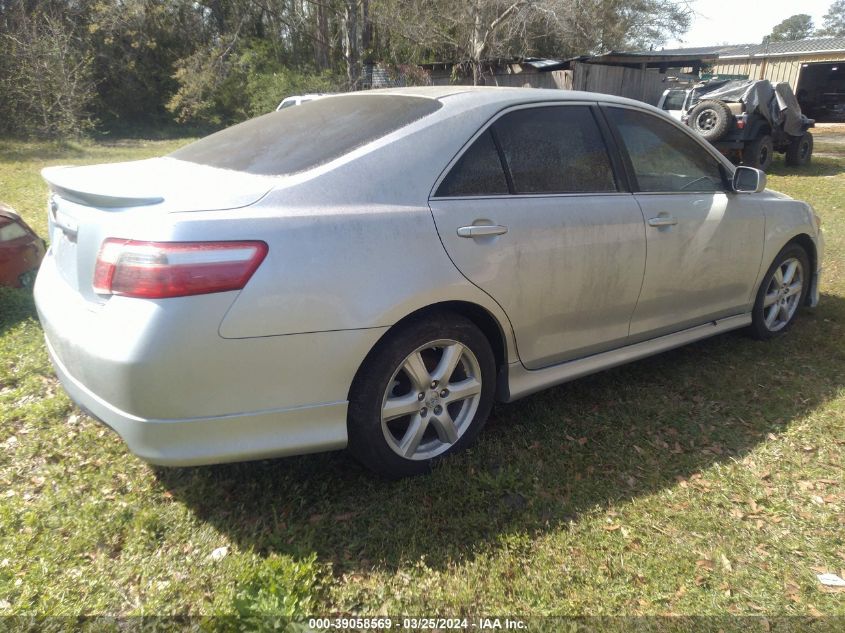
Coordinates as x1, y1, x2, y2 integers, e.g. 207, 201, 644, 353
435, 130, 509, 197
171, 95, 442, 176
493, 106, 616, 194
606, 107, 725, 193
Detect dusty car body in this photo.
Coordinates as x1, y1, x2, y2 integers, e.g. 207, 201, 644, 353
0, 203, 46, 289
34, 87, 824, 477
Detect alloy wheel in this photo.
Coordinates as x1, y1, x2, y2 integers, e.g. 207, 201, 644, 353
380, 339, 482, 460
762, 257, 804, 332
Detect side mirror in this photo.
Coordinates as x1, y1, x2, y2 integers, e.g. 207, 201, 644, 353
733, 166, 766, 193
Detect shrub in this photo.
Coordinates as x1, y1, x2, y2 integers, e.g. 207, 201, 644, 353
230, 553, 322, 630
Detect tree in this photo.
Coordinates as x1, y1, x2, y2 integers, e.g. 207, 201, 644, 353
767, 14, 814, 42
0, 9, 96, 138
818, 0, 845, 36
373, 0, 692, 85
0, 0, 694, 134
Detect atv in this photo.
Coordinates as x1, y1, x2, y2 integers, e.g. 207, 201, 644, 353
658, 79, 815, 171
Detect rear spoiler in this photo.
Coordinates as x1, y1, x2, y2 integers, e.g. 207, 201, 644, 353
41, 166, 163, 208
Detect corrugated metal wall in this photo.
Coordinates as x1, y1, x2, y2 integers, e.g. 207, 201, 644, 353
714, 53, 845, 88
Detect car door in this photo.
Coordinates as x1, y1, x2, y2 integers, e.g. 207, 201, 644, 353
429, 103, 647, 369
603, 106, 765, 339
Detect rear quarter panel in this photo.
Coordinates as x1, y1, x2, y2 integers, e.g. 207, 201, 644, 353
208, 103, 519, 362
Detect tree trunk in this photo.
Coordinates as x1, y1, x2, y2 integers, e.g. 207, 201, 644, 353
343, 0, 360, 88
470, 0, 485, 85
362, 0, 373, 62
314, 1, 330, 71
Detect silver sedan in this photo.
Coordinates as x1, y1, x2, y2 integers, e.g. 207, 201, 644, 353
34, 87, 824, 477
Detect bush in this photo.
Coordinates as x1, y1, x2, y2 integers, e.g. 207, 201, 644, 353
167, 39, 343, 127
0, 14, 95, 139
244, 66, 340, 117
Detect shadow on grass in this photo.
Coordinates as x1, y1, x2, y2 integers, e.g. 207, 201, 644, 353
767, 155, 845, 177
158, 294, 845, 573
0, 140, 91, 163
0, 287, 39, 336
0, 136, 196, 164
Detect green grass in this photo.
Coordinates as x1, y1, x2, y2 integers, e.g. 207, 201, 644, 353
1, 138, 844, 621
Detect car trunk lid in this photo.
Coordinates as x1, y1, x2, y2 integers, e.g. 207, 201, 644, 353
42, 158, 276, 300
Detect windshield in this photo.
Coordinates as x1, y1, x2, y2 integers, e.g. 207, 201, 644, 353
171, 94, 442, 176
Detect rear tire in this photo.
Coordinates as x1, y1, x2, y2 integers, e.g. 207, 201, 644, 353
743, 134, 774, 171
347, 312, 496, 478
785, 132, 813, 166
688, 100, 733, 141
748, 244, 809, 340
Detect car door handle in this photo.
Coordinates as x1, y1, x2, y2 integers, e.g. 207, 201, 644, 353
647, 216, 678, 227
456, 224, 508, 238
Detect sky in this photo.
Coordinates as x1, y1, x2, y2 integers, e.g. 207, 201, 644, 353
663, 0, 836, 49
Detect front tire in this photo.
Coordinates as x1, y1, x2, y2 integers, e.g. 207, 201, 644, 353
347, 312, 496, 478
748, 244, 810, 340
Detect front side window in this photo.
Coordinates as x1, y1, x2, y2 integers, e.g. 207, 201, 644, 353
606, 108, 726, 193
661, 90, 688, 111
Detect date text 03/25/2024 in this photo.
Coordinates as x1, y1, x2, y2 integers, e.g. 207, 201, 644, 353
309, 617, 527, 630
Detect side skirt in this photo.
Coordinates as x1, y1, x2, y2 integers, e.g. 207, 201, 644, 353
498, 313, 752, 402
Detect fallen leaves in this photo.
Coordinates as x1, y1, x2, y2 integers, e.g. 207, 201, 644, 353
564, 434, 588, 446
695, 558, 715, 571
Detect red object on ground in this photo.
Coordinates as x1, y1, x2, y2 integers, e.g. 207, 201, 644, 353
0, 203, 46, 289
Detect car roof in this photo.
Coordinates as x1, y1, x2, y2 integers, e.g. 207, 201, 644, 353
358, 85, 658, 110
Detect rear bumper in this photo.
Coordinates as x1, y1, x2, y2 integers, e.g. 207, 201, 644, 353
45, 335, 348, 466
34, 249, 387, 466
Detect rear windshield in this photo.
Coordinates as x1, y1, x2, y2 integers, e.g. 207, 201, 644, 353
170, 94, 442, 176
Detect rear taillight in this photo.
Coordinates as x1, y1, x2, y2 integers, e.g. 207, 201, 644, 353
93, 239, 268, 299
0, 217, 30, 242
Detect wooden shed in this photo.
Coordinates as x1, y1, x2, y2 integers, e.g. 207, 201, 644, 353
416, 52, 714, 106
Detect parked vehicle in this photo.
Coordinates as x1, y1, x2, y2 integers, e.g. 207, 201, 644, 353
1, 203, 46, 289
35, 88, 824, 478
276, 93, 327, 110
659, 80, 815, 171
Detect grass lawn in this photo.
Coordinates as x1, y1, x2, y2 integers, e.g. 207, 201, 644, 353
0, 137, 843, 622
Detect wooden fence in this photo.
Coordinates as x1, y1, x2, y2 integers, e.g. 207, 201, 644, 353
430, 62, 668, 106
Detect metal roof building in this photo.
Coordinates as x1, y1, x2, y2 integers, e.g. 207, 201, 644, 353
656, 37, 845, 113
